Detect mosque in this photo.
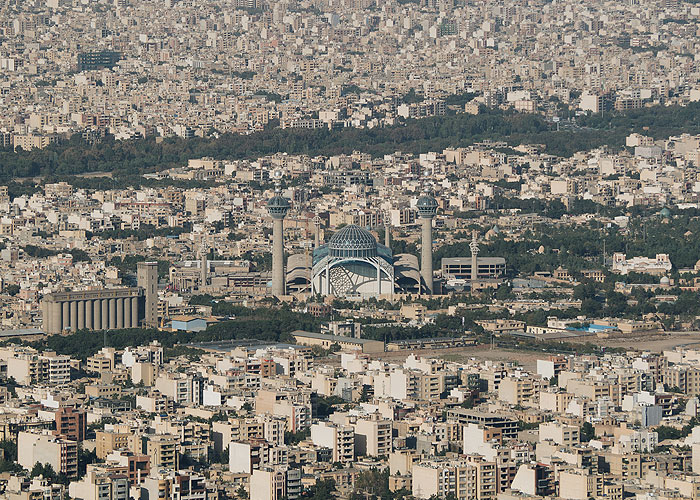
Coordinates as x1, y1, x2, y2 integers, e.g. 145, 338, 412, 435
267, 191, 477, 299
309, 224, 422, 298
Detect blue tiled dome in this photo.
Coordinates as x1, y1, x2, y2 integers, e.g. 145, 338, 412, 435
328, 225, 378, 258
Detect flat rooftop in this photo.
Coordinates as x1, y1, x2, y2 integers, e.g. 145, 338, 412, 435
186, 339, 303, 352
291, 330, 383, 344
0, 328, 44, 338
442, 257, 506, 264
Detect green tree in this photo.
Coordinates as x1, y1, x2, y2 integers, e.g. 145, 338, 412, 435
580, 422, 596, 442
655, 425, 682, 441
78, 445, 98, 478
350, 469, 390, 499
314, 395, 345, 418
285, 427, 311, 445
0, 440, 22, 472
302, 479, 336, 499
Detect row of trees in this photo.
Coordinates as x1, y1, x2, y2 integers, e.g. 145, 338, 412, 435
2, 102, 700, 186
1, 303, 326, 360
436, 212, 700, 278
10, 279, 696, 362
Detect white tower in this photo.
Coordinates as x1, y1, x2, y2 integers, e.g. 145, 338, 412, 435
383, 209, 391, 249
200, 243, 208, 289
313, 215, 322, 249
470, 230, 480, 282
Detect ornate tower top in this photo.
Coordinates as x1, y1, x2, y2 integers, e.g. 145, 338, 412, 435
267, 170, 289, 220
416, 194, 438, 218
470, 230, 480, 256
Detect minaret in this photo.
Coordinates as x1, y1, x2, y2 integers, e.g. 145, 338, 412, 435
200, 243, 208, 289
416, 194, 438, 295
384, 210, 391, 248
267, 184, 290, 297
470, 230, 480, 282
313, 215, 322, 249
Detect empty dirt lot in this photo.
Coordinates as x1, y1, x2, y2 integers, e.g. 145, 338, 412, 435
363, 331, 700, 371
565, 331, 700, 352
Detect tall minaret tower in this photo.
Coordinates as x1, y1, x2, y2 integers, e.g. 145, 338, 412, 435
267, 174, 290, 297
200, 243, 208, 289
384, 209, 391, 249
470, 230, 480, 282
416, 193, 438, 295
313, 214, 322, 249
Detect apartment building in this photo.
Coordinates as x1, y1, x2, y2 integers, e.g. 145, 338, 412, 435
446, 410, 519, 439
250, 467, 301, 500
416, 372, 443, 401
143, 434, 178, 470
310, 422, 355, 464
4, 476, 64, 500
55, 407, 86, 442
212, 418, 263, 454
498, 376, 537, 406
559, 470, 623, 500
412, 457, 498, 500
539, 422, 580, 447
18, 432, 78, 479
564, 378, 622, 405
85, 348, 119, 374
539, 390, 574, 414
662, 365, 700, 395
136, 394, 172, 414
96, 429, 138, 460
354, 418, 392, 457
85, 384, 122, 399
140, 471, 206, 500
4, 350, 70, 385
68, 465, 129, 500
600, 452, 643, 479
154, 373, 199, 405
255, 389, 312, 432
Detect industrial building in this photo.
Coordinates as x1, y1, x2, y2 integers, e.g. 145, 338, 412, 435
291, 330, 385, 354
441, 257, 507, 280
41, 288, 142, 334
41, 261, 158, 334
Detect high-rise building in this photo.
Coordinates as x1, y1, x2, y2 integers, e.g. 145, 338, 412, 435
77, 51, 121, 71
470, 231, 479, 281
